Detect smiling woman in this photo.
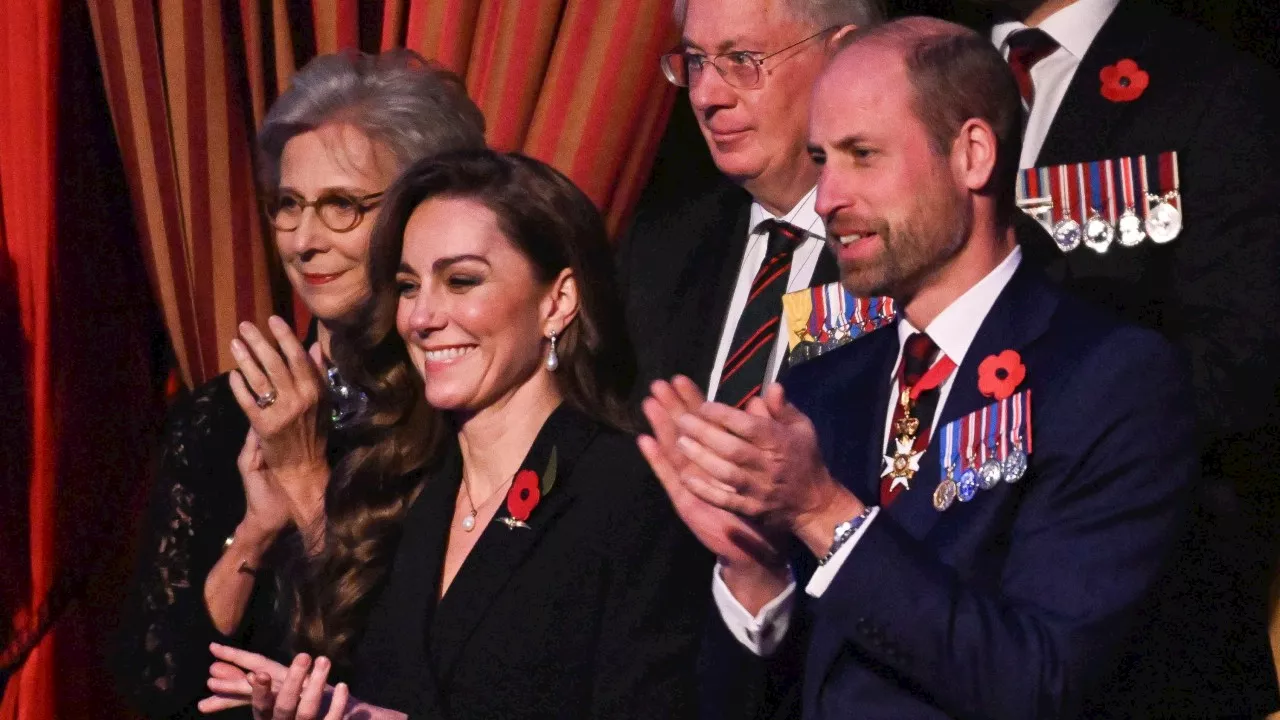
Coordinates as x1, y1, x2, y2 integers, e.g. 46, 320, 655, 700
114, 50, 485, 720
205, 149, 710, 718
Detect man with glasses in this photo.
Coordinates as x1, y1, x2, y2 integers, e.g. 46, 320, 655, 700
617, 0, 885, 412
642, 17, 1199, 718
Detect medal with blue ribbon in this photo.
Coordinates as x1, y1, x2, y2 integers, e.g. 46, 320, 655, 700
933, 391, 1035, 511
1017, 152, 1181, 251
933, 416, 961, 511
1083, 159, 1116, 253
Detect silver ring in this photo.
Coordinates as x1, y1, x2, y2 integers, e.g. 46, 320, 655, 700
255, 389, 279, 409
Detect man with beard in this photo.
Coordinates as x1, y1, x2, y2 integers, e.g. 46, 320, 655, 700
639, 17, 1199, 719
617, 0, 885, 409
960, 0, 1280, 714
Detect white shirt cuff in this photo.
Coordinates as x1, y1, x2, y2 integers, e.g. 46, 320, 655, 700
711, 562, 796, 656
805, 506, 879, 598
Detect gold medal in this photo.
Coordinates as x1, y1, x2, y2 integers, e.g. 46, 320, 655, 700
882, 390, 923, 492
933, 476, 958, 511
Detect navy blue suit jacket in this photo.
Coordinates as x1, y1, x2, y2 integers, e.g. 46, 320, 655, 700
702, 263, 1198, 719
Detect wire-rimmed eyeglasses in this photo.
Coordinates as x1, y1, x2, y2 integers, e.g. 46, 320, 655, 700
262, 189, 385, 233
660, 26, 838, 89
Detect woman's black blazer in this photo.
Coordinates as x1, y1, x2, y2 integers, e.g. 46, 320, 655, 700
351, 404, 713, 719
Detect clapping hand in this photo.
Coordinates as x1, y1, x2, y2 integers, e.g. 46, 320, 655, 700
666, 382, 852, 532
199, 644, 349, 720
201, 644, 407, 720
637, 376, 785, 569
236, 429, 293, 540
642, 379, 865, 579
227, 316, 331, 532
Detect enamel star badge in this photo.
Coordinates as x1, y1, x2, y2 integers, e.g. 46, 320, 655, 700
882, 435, 924, 492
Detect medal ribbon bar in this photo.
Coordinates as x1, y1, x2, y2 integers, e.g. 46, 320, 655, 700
1014, 152, 1181, 251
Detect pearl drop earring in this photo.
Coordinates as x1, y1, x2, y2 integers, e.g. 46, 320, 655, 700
545, 330, 560, 371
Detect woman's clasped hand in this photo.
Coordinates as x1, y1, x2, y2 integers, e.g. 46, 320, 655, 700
199, 643, 406, 720
228, 316, 332, 541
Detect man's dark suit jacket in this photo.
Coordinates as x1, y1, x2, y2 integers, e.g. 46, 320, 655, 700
702, 262, 1199, 719
350, 406, 712, 719
618, 176, 839, 397
982, 1, 1280, 712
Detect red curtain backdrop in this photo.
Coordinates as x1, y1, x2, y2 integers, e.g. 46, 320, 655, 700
88, 0, 679, 389
2, 1, 201, 719
0, 0, 61, 716
0, 3, 678, 719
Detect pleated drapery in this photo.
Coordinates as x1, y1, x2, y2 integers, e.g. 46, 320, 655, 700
0, 0, 61, 715
88, 0, 679, 389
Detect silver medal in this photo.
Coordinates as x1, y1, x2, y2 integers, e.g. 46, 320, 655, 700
978, 458, 1004, 490
1145, 198, 1182, 244
1117, 209, 1145, 247
1052, 218, 1082, 253
1003, 446, 1028, 483
1083, 212, 1115, 254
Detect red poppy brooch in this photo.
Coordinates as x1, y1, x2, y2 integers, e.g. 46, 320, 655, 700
498, 448, 558, 530
1099, 59, 1149, 103
978, 350, 1026, 401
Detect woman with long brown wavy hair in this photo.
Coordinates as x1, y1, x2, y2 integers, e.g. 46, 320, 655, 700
115, 50, 485, 720
200, 150, 712, 719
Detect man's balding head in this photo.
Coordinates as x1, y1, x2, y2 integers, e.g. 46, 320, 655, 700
829, 17, 1023, 219
809, 17, 1021, 303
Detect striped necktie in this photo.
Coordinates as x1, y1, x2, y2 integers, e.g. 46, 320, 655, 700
716, 219, 805, 408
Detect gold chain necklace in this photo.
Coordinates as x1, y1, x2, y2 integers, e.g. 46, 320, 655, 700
460, 472, 515, 532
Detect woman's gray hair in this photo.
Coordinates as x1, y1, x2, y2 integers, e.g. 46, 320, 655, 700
257, 49, 486, 189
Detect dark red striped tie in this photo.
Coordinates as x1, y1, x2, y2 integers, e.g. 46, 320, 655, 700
717, 219, 805, 409
1005, 28, 1059, 110
881, 332, 941, 507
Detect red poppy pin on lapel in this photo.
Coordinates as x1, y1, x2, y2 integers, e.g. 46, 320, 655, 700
978, 350, 1026, 401
1100, 59, 1149, 102
498, 448, 558, 530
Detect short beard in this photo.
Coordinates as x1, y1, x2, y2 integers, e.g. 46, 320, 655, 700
839, 184, 971, 303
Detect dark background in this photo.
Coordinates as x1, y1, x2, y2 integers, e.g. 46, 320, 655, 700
644, 0, 1280, 207
2, 0, 1276, 712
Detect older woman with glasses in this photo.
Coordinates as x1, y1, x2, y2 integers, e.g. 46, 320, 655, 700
114, 50, 485, 720
194, 150, 712, 720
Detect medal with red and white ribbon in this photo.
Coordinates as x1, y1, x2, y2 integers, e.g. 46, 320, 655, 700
1146, 151, 1182, 243
1050, 162, 1082, 252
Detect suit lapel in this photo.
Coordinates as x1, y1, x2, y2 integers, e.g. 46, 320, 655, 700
665, 188, 753, 386
1036, 2, 1160, 165
795, 325, 899, 505
853, 328, 901, 503
428, 405, 599, 685
884, 263, 1059, 541
810, 243, 840, 287
364, 447, 459, 715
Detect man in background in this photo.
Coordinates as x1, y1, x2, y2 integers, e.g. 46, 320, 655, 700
618, 0, 885, 407
641, 18, 1200, 717
967, 0, 1280, 714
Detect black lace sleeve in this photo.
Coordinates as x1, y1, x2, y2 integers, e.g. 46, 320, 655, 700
113, 374, 287, 719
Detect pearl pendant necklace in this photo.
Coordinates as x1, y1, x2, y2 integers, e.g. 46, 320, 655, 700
460, 472, 515, 532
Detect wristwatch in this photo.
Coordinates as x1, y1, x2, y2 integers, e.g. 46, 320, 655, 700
819, 506, 874, 566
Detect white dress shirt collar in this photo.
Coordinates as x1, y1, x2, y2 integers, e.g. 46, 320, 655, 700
992, 0, 1121, 60
704, 187, 826, 403
748, 186, 824, 240
897, 246, 1023, 366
